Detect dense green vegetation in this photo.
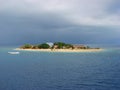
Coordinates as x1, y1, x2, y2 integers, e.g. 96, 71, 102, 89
38, 43, 50, 49
53, 42, 73, 49
21, 44, 32, 49
20, 42, 91, 49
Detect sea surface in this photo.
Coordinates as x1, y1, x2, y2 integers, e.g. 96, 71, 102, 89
0, 46, 120, 90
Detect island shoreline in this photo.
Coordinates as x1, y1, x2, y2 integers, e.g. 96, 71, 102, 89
15, 48, 103, 52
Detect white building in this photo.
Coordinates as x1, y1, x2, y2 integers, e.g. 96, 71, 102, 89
46, 42, 54, 47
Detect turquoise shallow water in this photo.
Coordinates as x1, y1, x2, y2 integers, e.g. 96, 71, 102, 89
0, 47, 120, 90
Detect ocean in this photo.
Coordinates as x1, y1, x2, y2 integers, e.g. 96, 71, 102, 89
0, 46, 120, 90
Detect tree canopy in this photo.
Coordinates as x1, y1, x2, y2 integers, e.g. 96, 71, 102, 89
38, 43, 50, 49
53, 42, 73, 49
20, 42, 90, 50
21, 44, 32, 49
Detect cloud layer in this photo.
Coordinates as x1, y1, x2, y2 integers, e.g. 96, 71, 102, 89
0, 0, 120, 45
0, 0, 120, 26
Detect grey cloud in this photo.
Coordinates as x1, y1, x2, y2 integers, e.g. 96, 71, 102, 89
0, 0, 120, 45
0, 12, 119, 45
0, 0, 120, 26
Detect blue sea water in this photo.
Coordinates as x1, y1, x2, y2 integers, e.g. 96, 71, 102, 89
0, 46, 120, 90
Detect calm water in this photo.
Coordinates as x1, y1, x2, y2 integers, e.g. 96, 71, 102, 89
0, 47, 120, 90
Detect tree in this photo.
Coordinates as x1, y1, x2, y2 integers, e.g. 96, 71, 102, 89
38, 43, 50, 49
21, 44, 32, 49
53, 42, 73, 49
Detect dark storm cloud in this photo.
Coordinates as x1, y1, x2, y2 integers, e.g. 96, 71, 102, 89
0, 12, 74, 45
0, 0, 120, 45
0, 12, 119, 45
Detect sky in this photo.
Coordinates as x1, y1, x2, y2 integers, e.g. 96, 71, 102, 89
0, 0, 120, 45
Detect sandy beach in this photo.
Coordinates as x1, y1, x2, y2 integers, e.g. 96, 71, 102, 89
15, 48, 103, 52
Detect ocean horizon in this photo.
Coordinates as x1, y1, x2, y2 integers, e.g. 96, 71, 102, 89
0, 45, 120, 90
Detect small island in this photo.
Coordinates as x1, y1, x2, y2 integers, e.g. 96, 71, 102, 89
15, 42, 102, 52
